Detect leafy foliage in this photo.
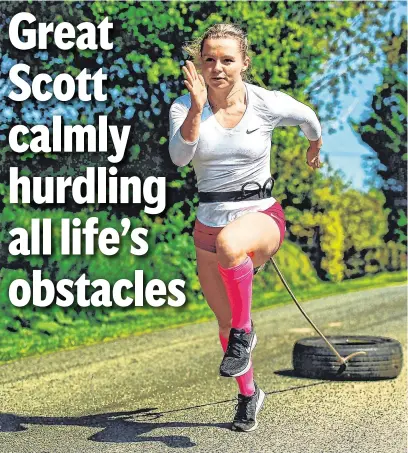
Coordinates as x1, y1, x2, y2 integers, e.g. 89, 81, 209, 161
0, 1, 405, 361
352, 19, 407, 243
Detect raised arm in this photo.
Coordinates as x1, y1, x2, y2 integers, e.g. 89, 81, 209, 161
272, 90, 321, 141
270, 90, 323, 169
168, 61, 207, 167
169, 101, 201, 167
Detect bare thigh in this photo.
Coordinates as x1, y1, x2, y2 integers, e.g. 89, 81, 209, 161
195, 246, 231, 337
216, 212, 281, 268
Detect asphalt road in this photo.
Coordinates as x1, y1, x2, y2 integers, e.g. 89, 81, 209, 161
0, 285, 406, 453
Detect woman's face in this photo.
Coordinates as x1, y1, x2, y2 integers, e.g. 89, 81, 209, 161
200, 38, 249, 89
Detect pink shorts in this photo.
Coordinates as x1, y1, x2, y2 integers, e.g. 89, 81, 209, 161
193, 201, 286, 254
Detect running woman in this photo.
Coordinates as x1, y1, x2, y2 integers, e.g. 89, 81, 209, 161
168, 24, 322, 432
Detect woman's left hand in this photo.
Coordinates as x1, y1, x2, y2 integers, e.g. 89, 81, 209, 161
306, 136, 323, 170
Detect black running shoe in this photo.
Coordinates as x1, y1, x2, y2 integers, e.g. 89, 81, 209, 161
231, 381, 266, 432
219, 323, 257, 377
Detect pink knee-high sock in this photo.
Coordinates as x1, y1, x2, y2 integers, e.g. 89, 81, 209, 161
219, 334, 255, 396
218, 256, 253, 333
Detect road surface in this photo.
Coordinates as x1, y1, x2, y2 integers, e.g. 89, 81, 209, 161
0, 285, 406, 452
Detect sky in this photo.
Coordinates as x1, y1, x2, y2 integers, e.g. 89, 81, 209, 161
315, 2, 406, 192
320, 71, 381, 191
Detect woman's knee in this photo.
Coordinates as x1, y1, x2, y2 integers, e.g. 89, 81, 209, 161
215, 230, 246, 267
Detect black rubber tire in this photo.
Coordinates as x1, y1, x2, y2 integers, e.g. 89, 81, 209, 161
292, 336, 403, 380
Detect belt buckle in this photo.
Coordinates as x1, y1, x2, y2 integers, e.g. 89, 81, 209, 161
240, 181, 262, 200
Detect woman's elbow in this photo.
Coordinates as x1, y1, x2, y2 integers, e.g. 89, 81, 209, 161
169, 144, 190, 167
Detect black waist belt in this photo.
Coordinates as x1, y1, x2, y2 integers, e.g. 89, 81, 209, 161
198, 177, 275, 203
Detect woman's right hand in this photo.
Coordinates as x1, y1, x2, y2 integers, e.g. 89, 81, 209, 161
182, 61, 207, 113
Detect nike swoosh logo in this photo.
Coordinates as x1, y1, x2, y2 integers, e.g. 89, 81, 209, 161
246, 128, 259, 134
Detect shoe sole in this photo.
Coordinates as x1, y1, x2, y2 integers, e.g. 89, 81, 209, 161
220, 333, 258, 378
231, 388, 266, 432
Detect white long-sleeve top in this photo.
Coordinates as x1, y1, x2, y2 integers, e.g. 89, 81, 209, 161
169, 82, 321, 227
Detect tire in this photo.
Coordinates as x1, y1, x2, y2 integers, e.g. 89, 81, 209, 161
292, 336, 403, 380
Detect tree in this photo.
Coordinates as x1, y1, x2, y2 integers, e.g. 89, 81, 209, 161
352, 19, 407, 243
0, 0, 400, 282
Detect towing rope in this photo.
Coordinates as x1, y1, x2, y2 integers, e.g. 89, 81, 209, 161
269, 256, 366, 372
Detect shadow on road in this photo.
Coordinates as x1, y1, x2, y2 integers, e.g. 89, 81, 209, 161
0, 408, 210, 448
0, 381, 325, 448
274, 369, 317, 379
0, 409, 212, 448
